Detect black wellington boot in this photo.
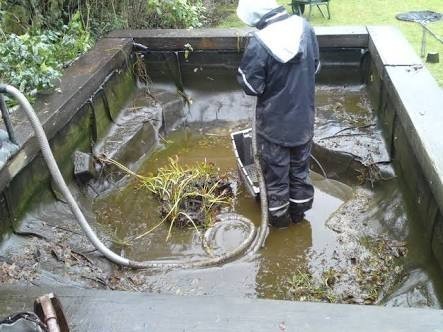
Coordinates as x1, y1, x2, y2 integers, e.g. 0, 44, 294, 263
289, 201, 312, 224
269, 210, 291, 228
290, 212, 305, 224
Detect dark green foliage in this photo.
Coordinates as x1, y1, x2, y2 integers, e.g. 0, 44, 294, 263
0, 0, 207, 103
0, 0, 207, 37
146, 0, 205, 29
0, 11, 91, 103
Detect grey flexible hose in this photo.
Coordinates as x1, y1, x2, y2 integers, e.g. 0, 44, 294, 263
1, 84, 260, 269
310, 153, 328, 179
250, 102, 270, 253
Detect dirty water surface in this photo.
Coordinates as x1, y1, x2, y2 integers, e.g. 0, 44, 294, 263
1, 82, 442, 309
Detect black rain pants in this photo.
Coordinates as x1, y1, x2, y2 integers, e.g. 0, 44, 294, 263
258, 136, 314, 228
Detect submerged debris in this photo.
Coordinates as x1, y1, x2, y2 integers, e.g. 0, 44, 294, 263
0, 261, 37, 284
307, 189, 407, 304
278, 236, 406, 305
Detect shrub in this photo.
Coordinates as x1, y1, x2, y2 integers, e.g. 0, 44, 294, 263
0, 32, 61, 95
0, 0, 207, 104
146, 0, 206, 29
0, 12, 91, 102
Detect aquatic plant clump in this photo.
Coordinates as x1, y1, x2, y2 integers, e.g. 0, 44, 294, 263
99, 156, 235, 239
140, 158, 234, 230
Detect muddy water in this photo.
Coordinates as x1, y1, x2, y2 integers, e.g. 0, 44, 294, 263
93, 117, 441, 305
88, 78, 443, 306
95, 129, 348, 262
93, 128, 350, 296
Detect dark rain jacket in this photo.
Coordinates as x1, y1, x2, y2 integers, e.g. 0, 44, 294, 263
237, 7, 320, 147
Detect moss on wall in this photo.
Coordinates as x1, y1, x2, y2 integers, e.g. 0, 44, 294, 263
1, 65, 136, 231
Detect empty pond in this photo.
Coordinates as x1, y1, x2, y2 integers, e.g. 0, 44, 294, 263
2, 69, 443, 309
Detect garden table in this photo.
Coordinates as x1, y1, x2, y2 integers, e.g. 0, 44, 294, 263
290, 0, 331, 19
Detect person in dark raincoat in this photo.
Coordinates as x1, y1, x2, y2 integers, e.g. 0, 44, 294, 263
236, 0, 320, 228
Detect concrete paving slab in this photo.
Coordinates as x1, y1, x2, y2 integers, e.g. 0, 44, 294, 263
108, 26, 369, 50
1, 287, 443, 331
368, 26, 422, 76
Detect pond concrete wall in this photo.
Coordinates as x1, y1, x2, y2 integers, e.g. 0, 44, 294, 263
1, 26, 442, 273
366, 27, 443, 269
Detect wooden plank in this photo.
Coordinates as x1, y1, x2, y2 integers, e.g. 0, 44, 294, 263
108, 28, 254, 51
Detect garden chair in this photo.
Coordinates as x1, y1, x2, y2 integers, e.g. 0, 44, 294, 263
290, 0, 331, 20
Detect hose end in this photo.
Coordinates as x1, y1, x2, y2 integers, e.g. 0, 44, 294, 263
0, 84, 7, 94
133, 42, 150, 53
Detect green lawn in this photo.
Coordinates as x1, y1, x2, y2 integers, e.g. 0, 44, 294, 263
216, 0, 443, 85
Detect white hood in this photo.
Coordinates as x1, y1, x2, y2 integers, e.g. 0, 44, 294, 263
236, 0, 280, 26
237, 0, 305, 64
255, 15, 305, 63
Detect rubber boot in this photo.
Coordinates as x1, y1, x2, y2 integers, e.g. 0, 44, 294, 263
289, 200, 312, 224
290, 212, 305, 224
269, 209, 291, 228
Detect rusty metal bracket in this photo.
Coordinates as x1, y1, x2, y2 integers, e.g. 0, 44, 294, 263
34, 294, 70, 332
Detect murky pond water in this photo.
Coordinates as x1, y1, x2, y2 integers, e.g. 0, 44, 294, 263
94, 129, 346, 262
90, 83, 442, 306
